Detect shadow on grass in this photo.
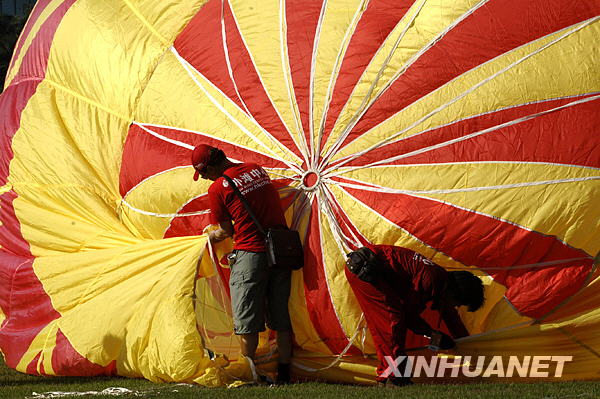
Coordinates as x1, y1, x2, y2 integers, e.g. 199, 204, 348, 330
0, 375, 134, 387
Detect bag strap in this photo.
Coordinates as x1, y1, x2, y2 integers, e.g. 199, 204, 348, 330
222, 174, 266, 235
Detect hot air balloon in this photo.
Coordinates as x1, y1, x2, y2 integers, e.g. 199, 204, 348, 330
0, 0, 599, 386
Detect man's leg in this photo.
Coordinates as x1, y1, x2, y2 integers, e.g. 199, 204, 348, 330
345, 268, 410, 385
277, 330, 292, 364
240, 332, 259, 359
266, 266, 293, 383
229, 251, 268, 382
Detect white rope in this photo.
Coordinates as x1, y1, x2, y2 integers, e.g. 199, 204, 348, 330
321, 185, 363, 249
319, 0, 490, 169
319, 0, 430, 168
332, 175, 600, 195
278, 0, 312, 165
445, 257, 594, 271
134, 122, 194, 150
224, 4, 307, 169
312, 0, 370, 168
292, 314, 365, 372
307, 0, 329, 167
120, 198, 210, 218
332, 92, 600, 167
170, 46, 303, 174
323, 18, 599, 174
220, 0, 309, 167
326, 93, 600, 177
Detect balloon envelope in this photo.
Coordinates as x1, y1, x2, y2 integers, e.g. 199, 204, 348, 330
0, 0, 599, 384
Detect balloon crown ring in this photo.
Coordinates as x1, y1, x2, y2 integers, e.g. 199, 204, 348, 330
301, 170, 322, 191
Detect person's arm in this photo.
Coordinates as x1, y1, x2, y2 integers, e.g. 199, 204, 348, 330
406, 312, 434, 337
440, 305, 469, 339
208, 220, 233, 243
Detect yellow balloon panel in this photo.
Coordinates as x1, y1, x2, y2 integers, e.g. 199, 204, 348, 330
5, 0, 65, 87
309, 0, 366, 159
120, 167, 211, 239
322, 0, 484, 158
229, 0, 303, 144
333, 19, 600, 162
317, 202, 365, 346
32, 237, 213, 381
338, 164, 600, 256
133, 51, 302, 166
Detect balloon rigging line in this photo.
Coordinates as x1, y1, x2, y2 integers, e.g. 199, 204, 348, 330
308, 0, 328, 169
292, 314, 366, 372
313, 196, 353, 352
335, 177, 589, 259
121, 165, 199, 200
162, 192, 215, 235
134, 122, 194, 150
445, 257, 594, 271
123, 0, 168, 46
173, 45, 304, 172
264, 170, 302, 180
333, 180, 595, 274
220, 1, 254, 119
134, 122, 283, 167
331, 91, 600, 167
322, 17, 599, 173
319, 187, 361, 250
326, 180, 594, 272
318, 0, 429, 169
42, 77, 130, 121
332, 160, 600, 172
321, 185, 364, 249
534, 262, 598, 324
318, 0, 489, 169
278, 0, 312, 166
332, 175, 600, 195
334, 183, 442, 256
224, 2, 308, 168
170, 47, 304, 174
324, 93, 600, 176
558, 327, 600, 360
455, 321, 532, 343
121, 198, 210, 218
312, 0, 370, 169
290, 189, 314, 231
220, 0, 310, 167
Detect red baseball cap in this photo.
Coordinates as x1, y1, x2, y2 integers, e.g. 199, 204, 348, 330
191, 144, 213, 181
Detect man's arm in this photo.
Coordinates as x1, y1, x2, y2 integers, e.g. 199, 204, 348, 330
405, 308, 434, 337
208, 220, 234, 243
439, 305, 469, 339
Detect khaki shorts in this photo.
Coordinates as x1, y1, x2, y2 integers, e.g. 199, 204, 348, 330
229, 250, 292, 335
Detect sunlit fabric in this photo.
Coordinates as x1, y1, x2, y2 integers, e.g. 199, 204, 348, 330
0, 0, 599, 385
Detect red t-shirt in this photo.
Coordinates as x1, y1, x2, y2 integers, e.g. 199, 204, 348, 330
208, 163, 287, 252
366, 244, 469, 338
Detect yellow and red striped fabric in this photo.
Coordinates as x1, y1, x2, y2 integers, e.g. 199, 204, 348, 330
0, 0, 599, 385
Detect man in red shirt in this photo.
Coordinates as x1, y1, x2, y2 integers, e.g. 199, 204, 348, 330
191, 144, 292, 384
345, 245, 485, 386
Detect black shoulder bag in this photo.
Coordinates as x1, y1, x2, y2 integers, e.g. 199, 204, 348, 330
222, 175, 304, 270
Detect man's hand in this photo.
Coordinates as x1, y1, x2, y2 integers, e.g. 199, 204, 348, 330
208, 228, 229, 243
429, 330, 456, 350
206, 220, 234, 244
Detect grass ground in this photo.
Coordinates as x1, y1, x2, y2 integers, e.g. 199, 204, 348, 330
1, 360, 600, 399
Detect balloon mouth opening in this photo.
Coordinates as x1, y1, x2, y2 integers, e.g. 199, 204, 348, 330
301, 171, 321, 191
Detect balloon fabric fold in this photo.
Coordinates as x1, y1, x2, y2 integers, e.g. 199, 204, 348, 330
0, 0, 599, 384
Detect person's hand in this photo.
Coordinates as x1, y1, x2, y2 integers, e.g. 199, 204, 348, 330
438, 331, 456, 350
429, 330, 456, 350
203, 224, 217, 235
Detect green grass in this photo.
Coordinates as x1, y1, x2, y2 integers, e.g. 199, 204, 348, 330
1, 360, 599, 399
